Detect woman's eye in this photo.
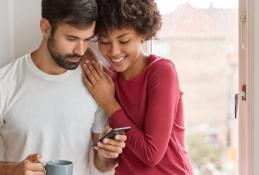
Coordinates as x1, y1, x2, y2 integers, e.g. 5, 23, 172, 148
120, 40, 130, 44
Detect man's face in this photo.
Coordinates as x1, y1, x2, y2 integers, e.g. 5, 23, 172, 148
47, 22, 96, 70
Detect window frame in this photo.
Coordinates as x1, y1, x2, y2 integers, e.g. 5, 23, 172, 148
238, 0, 255, 174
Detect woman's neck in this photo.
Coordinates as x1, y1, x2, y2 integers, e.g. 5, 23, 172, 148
122, 52, 147, 80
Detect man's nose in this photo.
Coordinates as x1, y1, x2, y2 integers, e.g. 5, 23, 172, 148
74, 41, 87, 56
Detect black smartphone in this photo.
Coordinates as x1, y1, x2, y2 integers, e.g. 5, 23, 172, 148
92, 126, 131, 146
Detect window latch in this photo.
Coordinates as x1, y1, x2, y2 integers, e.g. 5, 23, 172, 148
234, 85, 246, 119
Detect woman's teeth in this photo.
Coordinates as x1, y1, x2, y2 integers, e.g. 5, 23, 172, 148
111, 57, 125, 63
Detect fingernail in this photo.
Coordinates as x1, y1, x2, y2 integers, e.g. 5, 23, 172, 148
103, 138, 108, 143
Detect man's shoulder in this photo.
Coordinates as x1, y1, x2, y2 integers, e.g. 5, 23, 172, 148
0, 54, 29, 83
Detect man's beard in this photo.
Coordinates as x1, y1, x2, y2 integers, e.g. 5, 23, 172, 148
47, 34, 83, 70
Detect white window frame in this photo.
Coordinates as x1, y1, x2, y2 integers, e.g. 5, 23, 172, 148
238, 0, 255, 174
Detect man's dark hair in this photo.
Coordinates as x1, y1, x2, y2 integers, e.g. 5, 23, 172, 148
95, 0, 162, 40
42, 0, 98, 30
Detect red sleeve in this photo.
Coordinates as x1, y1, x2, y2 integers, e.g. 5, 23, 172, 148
109, 60, 181, 167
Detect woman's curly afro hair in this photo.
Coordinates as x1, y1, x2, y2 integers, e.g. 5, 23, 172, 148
95, 0, 162, 40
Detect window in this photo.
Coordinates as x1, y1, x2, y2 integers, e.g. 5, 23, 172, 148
151, 1, 239, 174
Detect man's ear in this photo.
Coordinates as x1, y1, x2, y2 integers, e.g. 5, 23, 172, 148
40, 18, 51, 38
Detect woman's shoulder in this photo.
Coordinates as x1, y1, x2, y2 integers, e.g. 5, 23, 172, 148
147, 54, 177, 74
146, 55, 180, 91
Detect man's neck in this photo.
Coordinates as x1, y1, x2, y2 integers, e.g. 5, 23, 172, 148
31, 46, 67, 75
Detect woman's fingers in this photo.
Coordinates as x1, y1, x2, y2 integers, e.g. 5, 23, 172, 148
83, 61, 113, 86
83, 63, 97, 85
87, 62, 100, 80
82, 72, 93, 88
91, 61, 105, 78
103, 71, 114, 84
83, 61, 104, 83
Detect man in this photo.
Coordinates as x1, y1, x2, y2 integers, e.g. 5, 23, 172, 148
0, 0, 125, 174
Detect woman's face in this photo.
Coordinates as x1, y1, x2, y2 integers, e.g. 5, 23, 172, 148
98, 28, 145, 75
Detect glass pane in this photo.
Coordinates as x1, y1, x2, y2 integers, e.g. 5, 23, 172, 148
152, 1, 238, 175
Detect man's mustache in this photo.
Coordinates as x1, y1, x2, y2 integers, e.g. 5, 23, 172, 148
64, 54, 83, 59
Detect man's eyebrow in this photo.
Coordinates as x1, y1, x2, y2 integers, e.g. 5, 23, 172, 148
65, 34, 95, 40
85, 35, 95, 40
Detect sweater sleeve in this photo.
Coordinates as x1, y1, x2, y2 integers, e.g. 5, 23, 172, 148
109, 60, 181, 167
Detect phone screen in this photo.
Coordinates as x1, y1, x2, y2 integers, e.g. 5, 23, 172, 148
92, 126, 131, 146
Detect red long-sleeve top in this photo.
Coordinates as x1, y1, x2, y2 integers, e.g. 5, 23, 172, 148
109, 55, 193, 175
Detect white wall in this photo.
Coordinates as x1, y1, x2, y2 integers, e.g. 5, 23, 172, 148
0, 0, 41, 68
12, 0, 41, 58
0, 1, 11, 67
253, 0, 259, 174
0, 0, 11, 158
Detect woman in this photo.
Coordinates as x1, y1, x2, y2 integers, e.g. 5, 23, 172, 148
82, 0, 193, 174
